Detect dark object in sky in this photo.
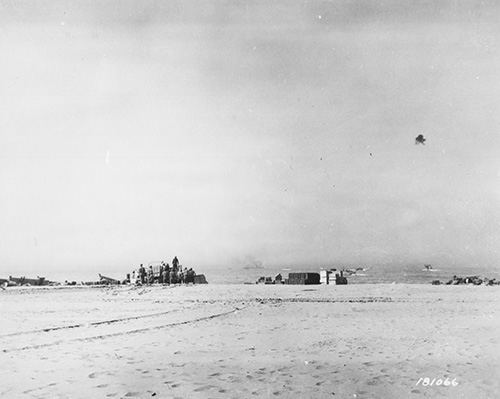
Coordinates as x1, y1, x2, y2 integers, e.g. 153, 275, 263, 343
415, 134, 426, 145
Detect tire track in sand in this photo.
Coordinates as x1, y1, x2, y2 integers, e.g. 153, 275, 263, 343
0, 306, 200, 338
2, 306, 245, 353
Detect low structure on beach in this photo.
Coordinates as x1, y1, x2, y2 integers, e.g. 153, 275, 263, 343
319, 269, 348, 285
287, 273, 321, 285
255, 271, 347, 285
256, 276, 274, 284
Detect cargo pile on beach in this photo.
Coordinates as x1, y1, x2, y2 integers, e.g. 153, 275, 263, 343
255, 271, 348, 285
432, 275, 500, 285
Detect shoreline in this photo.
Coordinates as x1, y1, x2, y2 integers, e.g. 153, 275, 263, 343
2, 280, 500, 291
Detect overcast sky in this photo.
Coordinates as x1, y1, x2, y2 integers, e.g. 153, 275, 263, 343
1, 0, 500, 277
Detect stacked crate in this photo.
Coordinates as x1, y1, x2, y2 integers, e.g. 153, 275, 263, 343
287, 272, 321, 285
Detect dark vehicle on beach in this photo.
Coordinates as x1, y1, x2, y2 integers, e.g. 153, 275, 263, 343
98, 274, 121, 285
8, 276, 51, 286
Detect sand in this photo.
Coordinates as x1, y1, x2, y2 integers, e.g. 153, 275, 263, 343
1, 284, 499, 398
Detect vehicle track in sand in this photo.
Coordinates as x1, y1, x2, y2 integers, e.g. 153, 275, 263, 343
0, 307, 192, 338
1, 305, 246, 353
2, 295, 447, 353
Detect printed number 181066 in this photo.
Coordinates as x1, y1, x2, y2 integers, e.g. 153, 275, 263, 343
416, 377, 458, 387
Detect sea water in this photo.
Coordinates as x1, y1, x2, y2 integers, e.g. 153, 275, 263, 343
201, 263, 500, 285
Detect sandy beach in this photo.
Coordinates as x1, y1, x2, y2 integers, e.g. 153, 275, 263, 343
1, 284, 499, 399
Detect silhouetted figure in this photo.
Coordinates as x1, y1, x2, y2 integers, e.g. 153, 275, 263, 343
139, 264, 146, 284
147, 266, 154, 284
164, 263, 170, 284
159, 263, 164, 284
170, 268, 177, 284
415, 134, 426, 145
185, 268, 195, 283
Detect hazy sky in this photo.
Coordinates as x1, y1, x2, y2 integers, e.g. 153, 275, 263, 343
1, 1, 500, 277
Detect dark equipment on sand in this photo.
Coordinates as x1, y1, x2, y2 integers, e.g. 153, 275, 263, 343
99, 274, 121, 285
335, 271, 348, 285
287, 273, 321, 285
8, 276, 51, 286
193, 274, 208, 284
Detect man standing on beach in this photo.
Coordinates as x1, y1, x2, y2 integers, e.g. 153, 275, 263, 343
164, 263, 170, 284
147, 266, 154, 284
139, 264, 146, 284
170, 267, 177, 284
159, 263, 164, 284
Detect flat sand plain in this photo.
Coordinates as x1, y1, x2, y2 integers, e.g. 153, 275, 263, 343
1, 284, 499, 399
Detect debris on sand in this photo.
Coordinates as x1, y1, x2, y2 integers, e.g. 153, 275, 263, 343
431, 275, 500, 286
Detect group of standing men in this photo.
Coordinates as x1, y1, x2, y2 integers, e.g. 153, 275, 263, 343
131, 256, 197, 285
